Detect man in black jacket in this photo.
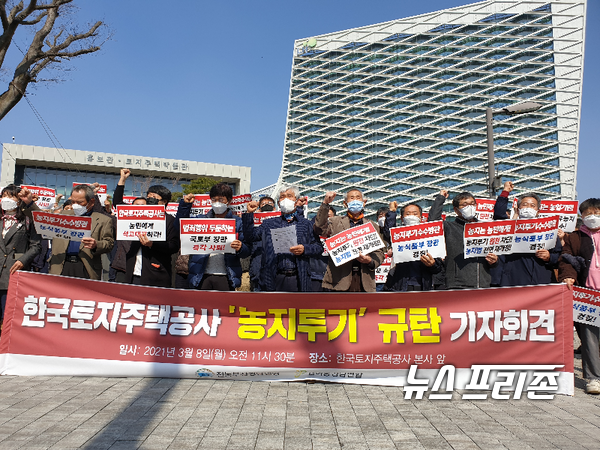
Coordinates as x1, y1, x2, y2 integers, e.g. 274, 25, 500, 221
113, 169, 179, 287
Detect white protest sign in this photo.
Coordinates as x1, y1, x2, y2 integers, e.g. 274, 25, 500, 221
573, 286, 600, 328
475, 198, 496, 222
32, 211, 92, 242
324, 222, 385, 267
166, 203, 179, 216
190, 195, 211, 217
464, 220, 516, 259
229, 194, 252, 214
538, 200, 578, 232
513, 216, 559, 253
390, 220, 446, 263
254, 211, 280, 226
376, 255, 393, 284
180, 218, 236, 255
20, 185, 56, 210
116, 205, 166, 241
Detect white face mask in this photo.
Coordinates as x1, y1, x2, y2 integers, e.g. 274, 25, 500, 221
518, 208, 537, 219
403, 215, 421, 226
1, 198, 18, 212
459, 204, 476, 220
72, 203, 88, 216
211, 202, 228, 215
583, 215, 600, 230
279, 198, 296, 214
378, 217, 385, 227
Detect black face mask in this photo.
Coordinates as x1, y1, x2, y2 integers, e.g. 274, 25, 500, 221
260, 204, 274, 212
146, 197, 159, 205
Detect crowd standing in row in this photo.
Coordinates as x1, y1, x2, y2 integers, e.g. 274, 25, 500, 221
0, 169, 599, 393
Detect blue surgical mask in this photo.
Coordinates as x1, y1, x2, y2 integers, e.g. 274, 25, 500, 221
347, 200, 363, 214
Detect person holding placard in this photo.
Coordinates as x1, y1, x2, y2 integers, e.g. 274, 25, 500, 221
559, 198, 600, 395
248, 196, 277, 291
243, 186, 322, 292
0, 185, 41, 328
492, 181, 561, 287
382, 192, 446, 292
178, 183, 250, 291
429, 192, 498, 289
314, 189, 384, 292
48, 184, 114, 280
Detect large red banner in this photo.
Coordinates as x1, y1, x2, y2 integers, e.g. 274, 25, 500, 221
0, 273, 574, 394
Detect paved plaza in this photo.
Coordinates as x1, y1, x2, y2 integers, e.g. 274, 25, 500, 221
0, 355, 598, 450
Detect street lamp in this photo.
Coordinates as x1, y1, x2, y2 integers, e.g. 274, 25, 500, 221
486, 101, 543, 198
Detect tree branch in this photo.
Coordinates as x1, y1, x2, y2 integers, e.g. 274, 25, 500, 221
21, 10, 48, 26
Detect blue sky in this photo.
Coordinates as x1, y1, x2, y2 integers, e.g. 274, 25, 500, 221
0, 0, 597, 200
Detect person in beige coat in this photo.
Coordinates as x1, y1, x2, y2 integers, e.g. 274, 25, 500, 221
49, 185, 114, 280
314, 189, 384, 292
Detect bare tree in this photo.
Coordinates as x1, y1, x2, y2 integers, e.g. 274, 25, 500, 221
0, 0, 106, 120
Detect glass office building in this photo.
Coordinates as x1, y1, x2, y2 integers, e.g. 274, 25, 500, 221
276, 0, 586, 217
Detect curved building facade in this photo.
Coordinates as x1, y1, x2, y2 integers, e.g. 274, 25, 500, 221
275, 0, 586, 217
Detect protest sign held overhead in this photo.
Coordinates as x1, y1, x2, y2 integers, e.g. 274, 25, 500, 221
464, 220, 516, 259
32, 211, 92, 241
165, 203, 179, 216
116, 205, 166, 241
390, 221, 446, 263
324, 223, 385, 267
180, 218, 236, 255
20, 185, 55, 210
229, 194, 252, 214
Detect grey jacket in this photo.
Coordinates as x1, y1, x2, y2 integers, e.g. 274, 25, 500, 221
444, 218, 494, 289
0, 217, 42, 290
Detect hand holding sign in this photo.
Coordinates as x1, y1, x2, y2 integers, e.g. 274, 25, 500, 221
82, 237, 97, 250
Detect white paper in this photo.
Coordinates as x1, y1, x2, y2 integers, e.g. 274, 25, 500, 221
271, 226, 298, 254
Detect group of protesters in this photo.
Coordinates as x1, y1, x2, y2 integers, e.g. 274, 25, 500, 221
0, 169, 599, 393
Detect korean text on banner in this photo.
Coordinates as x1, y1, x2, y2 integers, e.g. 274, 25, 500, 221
73, 182, 108, 204
191, 195, 211, 217
229, 195, 252, 214
116, 205, 166, 241
538, 200, 579, 233
325, 222, 385, 267
375, 255, 392, 284
464, 220, 516, 259
390, 221, 446, 264
165, 203, 179, 216
513, 216, 559, 253
253, 211, 280, 226
0, 272, 574, 395
31, 211, 92, 242
421, 213, 446, 223
122, 196, 137, 205
475, 198, 496, 222
20, 185, 55, 210
180, 218, 236, 255
573, 286, 600, 327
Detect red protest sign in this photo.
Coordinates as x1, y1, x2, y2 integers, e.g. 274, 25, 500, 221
20, 185, 56, 210
253, 211, 280, 226
513, 216, 559, 253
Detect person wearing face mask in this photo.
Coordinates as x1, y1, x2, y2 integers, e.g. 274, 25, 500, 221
428, 192, 498, 290
176, 183, 249, 291
48, 184, 114, 280
313, 189, 385, 292
380, 195, 445, 292
243, 186, 322, 292
559, 198, 600, 395
492, 181, 562, 287
110, 169, 179, 287
247, 196, 276, 291
0, 185, 42, 329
